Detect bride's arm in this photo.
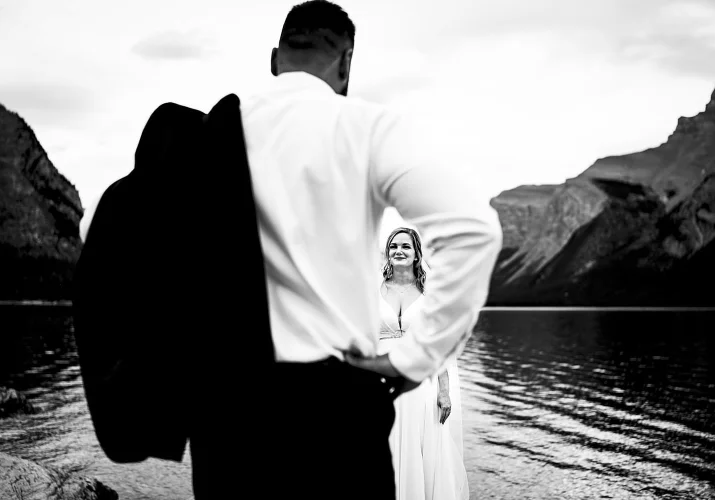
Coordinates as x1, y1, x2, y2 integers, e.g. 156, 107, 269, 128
438, 370, 449, 393
437, 370, 451, 424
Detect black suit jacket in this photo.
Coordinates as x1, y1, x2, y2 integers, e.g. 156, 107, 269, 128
72, 94, 273, 463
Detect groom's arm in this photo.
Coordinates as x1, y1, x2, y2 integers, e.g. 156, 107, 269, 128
347, 107, 502, 383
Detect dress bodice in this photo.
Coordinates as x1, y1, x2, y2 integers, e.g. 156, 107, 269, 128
379, 289, 424, 341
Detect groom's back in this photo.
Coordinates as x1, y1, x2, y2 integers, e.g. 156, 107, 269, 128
241, 71, 387, 363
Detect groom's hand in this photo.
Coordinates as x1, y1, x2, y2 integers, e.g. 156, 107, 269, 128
344, 352, 420, 398
344, 352, 400, 377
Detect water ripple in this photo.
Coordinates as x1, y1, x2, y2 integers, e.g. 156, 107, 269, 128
460, 310, 715, 499
1, 307, 714, 499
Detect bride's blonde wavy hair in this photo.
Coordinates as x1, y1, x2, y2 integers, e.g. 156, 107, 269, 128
381, 227, 426, 294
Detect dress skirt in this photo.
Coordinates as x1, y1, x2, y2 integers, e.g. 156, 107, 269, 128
379, 338, 469, 500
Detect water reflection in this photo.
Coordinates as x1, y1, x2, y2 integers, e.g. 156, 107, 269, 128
1, 307, 714, 499
461, 311, 715, 499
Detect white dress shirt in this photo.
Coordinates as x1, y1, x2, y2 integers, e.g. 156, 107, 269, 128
81, 71, 503, 382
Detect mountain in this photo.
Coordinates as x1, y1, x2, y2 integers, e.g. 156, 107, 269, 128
488, 88, 715, 306
0, 103, 83, 299
3, 87, 714, 305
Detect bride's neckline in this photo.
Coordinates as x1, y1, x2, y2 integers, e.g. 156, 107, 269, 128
380, 282, 423, 318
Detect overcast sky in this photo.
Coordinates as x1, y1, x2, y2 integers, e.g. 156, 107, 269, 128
2, 0, 715, 239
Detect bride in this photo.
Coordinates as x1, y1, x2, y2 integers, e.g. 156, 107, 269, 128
378, 227, 469, 500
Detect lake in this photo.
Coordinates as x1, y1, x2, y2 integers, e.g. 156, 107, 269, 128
1, 306, 714, 499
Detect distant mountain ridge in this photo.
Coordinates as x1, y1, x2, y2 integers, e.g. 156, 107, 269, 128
0, 103, 83, 299
488, 88, 715, 306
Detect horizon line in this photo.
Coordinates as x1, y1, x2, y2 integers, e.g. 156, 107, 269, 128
481, 306, 715, 311
1, 301, 714, 311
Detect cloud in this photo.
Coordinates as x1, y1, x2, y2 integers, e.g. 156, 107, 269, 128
131, 30, 217, 61
0, 82, 94, 112
365, 0, 715, 81
0, 82, 97, 128
618, 1, 715, 79
621, 33, 715, 79
4, 0, 713, 217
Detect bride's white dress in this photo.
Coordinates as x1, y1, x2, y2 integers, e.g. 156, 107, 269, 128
378, 292, 470, 500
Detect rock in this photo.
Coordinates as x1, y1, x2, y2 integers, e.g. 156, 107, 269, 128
0, 103, 83, 300
489, 184, 558, 252
0, 452, 118, 500
488, 87, 715, 305
0, 387, 38, 418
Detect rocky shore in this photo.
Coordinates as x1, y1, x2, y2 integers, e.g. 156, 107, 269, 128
0, 386, 38, 418
0, 388, 118, 499
0, 452, 118, 500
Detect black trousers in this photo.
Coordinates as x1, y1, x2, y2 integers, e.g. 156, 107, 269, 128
189, 357, 397, 500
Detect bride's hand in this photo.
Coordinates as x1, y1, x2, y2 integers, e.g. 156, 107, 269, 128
437, 390, 451, 424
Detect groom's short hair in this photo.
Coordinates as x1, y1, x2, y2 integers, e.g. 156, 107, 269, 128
279, 0, 355, 55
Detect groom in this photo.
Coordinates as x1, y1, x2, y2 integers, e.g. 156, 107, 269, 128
74, 1, 502, 499
234, 2, 501, 498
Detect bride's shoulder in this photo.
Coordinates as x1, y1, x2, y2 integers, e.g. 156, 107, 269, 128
379, 280, 389, 299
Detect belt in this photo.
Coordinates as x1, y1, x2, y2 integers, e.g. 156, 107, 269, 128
274, 356, 404, 399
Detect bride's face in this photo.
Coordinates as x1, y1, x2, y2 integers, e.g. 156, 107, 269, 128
389, 233, 416, 270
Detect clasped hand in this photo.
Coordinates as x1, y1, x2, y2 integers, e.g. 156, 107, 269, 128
343, 352, 420, 398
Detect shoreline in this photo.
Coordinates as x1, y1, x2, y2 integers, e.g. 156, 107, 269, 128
0, 300, 73, 306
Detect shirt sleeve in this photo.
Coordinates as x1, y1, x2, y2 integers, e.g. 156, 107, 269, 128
369, 108, 503, 382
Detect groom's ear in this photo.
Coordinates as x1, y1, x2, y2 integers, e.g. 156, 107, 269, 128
271, 48, 278, 76
337, 47, 353, 96
338, 47, 353, 80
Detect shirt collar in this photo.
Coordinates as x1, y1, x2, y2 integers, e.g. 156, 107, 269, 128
274, 71, 336, 94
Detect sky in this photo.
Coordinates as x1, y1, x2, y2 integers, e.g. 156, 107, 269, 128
2, 0, 715, 241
